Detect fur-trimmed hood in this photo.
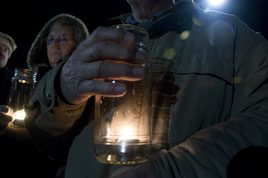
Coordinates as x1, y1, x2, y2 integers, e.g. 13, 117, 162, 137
27, 13, 89, 71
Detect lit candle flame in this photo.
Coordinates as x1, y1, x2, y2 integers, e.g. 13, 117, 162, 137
119, 126, 134, 140
12, 109, 26, 120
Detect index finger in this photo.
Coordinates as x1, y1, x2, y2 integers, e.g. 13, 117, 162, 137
82, 26, 136, 47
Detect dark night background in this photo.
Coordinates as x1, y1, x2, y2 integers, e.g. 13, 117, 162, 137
1, 0, 268, 70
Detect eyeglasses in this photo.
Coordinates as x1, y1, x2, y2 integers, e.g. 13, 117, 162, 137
46, 35, 73, 46
0, 46, 9, 53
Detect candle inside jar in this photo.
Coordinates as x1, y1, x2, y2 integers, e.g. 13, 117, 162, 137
117, 126, 136, 153
118, 126, 134, 140
12, 109, 26, 120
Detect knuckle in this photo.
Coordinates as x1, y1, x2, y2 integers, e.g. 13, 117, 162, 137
89, 41, 106, 60
96, 60, 105, 78
91, 27, 105, 39
115, 29, 126, 41
77, 39, 88, 50
88, 44, 98, 60
95, 41, 105, 51
90, 41, 107, 59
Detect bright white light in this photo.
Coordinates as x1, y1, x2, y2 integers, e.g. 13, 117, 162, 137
120, 126, 134, 140
208, 0, 225, 6
13, 109, 26, 120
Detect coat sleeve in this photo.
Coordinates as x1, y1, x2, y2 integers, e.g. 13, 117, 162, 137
24, 61, 90, 162
150, 18, 268, 178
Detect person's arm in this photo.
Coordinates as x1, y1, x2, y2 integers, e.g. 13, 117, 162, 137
25, 26, 146, 162
24, 62, 88, 162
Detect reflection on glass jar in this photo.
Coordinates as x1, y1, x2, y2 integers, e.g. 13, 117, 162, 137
94, 24, 152, 165
8, 68, 37, 127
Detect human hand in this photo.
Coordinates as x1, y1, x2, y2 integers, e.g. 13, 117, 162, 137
60, 26, 147, 104
110, 162, 156, 178
0, 105, 13, 134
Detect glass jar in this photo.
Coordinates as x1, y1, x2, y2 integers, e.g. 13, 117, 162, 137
94, 24, 152, 165
8, 68, 37, 127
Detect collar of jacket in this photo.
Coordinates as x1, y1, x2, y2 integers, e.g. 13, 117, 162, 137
107, 1, 199, 38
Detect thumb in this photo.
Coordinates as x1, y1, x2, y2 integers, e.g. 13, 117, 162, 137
0, 105, 10, 113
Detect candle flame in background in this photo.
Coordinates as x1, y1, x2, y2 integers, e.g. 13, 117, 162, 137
12, 109, 26, 120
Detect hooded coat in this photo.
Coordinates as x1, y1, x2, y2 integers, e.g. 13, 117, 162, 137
27, 13, 89, 81
25, 1, 268, 178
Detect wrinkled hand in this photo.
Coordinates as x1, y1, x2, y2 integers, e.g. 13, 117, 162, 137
110, 162, 156, 178
60, 26, 147, 104
0, 105, 12, 134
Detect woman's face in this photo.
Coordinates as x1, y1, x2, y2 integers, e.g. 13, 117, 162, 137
46, 23, 76, 67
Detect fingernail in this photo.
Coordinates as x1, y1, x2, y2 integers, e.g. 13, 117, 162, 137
133, 67, 145, 77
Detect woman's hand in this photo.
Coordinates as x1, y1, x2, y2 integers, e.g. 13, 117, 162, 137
0, 105, 12, 135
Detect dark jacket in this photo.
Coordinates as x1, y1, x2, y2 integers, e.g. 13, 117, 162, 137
0, 67, 13, 105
